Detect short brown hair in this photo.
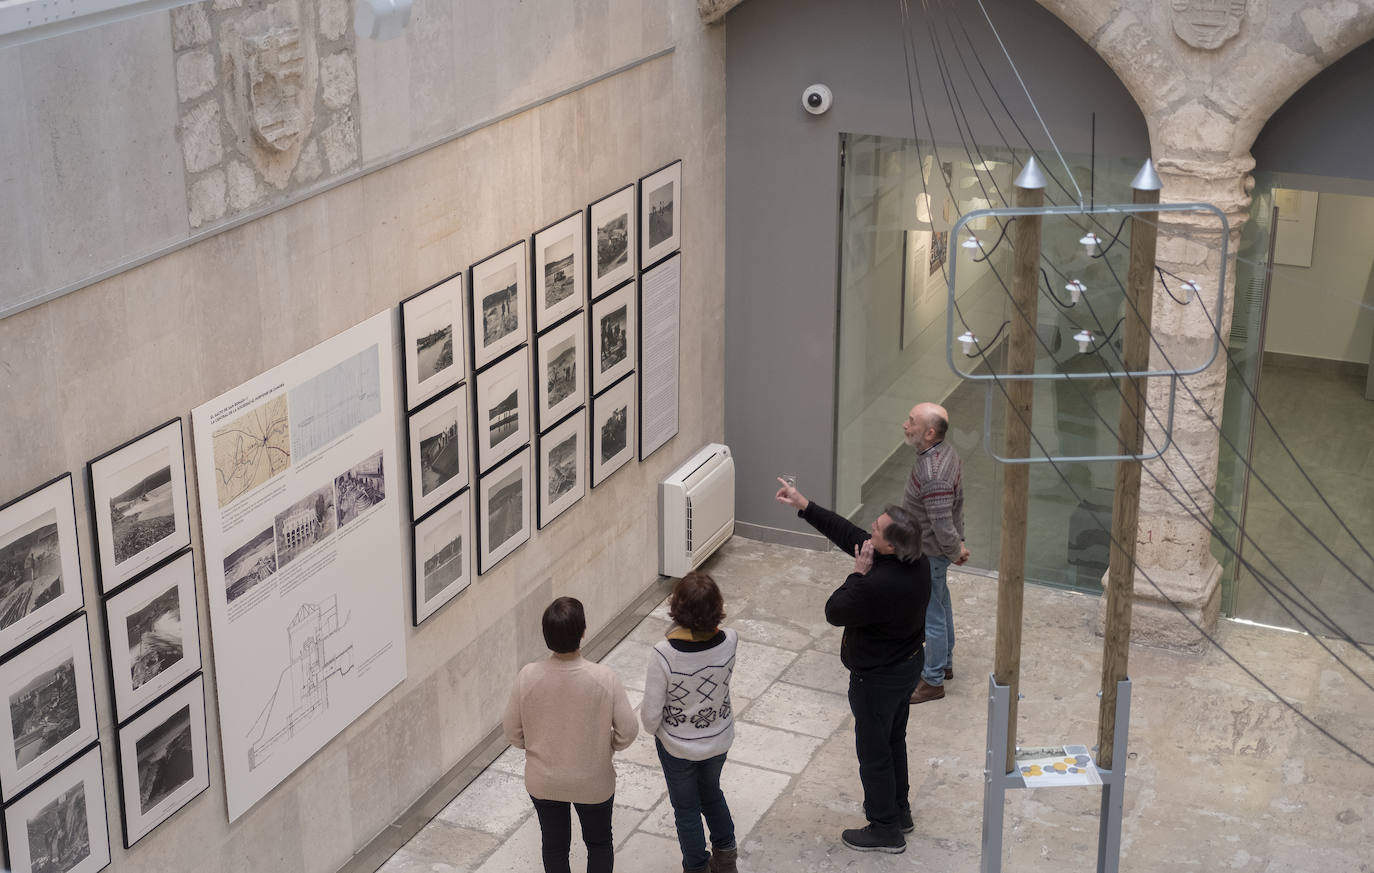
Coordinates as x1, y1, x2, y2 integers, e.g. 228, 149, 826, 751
542, 596, 586, 653
669, 572, 725, 633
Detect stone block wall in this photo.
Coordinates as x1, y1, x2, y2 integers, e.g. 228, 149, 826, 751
0, 1, 725, 871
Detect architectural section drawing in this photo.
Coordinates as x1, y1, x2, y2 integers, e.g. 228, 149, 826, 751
245, 596, 353, 771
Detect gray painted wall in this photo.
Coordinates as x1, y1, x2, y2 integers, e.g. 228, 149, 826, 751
1253, 38, 1374, 181
723, 0, 1149, 540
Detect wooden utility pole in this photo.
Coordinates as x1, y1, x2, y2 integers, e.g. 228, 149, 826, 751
993, 158, 1045, 772
1096, 161, 1162, 769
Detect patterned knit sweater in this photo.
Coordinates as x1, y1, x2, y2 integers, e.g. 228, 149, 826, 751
903, 440, 965, 561
641, 627, 738, 761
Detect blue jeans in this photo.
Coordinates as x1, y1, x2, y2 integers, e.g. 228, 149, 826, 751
922, 555, 954, 685
655, 739, 736, 871
848, 650, 922, 830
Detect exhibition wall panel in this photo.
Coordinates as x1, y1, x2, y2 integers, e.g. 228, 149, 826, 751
0, 1, 725, 871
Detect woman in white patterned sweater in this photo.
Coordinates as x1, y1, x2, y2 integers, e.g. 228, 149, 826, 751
642, 572, 739, 873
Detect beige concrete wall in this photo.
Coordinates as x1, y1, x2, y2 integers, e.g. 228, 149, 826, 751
0, 2, 724, 870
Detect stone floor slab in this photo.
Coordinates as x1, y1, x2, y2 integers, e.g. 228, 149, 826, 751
780, 648, 850, 694
745, 682, 852, 739
730, 639, 799, 698
436, 768, 532, 837
728, 720, 824, 774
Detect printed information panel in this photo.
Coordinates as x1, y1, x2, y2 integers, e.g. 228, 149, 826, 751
191, 310, 406, 820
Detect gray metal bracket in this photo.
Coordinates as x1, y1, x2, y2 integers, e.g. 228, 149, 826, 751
980, 676, 1132, 873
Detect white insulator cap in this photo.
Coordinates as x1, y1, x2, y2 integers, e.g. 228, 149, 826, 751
1180, 280, 1199, 302
1080, 232, 1101, 256
961, 235, 981, 250
957, 331, 978, 354
1073, 329, 1094, 353
1066, 279, 1086, 304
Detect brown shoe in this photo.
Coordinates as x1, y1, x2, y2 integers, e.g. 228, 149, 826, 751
708, 846, 738, 873
909, 679, 945, 704
945, 667, 954, 681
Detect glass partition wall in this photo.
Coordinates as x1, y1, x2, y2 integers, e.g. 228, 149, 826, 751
836, 133, 1173, 592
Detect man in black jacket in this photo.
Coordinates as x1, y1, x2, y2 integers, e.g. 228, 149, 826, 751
775, 479, 931, 854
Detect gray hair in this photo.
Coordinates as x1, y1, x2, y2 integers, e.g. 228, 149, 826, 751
881, 505, 922, 561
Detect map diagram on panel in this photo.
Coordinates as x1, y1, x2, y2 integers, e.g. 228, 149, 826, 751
288, 346, 382, 460
211, 396, 292, 508
245, 595, 354, 771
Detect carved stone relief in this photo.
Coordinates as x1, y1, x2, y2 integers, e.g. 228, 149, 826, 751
1170, 0, 1248, 50
172, 0, 361, 228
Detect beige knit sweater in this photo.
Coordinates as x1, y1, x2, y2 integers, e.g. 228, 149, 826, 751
502, 653, 639, 804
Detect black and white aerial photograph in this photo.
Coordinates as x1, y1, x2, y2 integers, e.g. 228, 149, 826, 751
107, 448, 175, 567
547, 337, 577, 408
335, 451, 386, 528
105, 550, 201, 723
3, 744, 109, 873
537, 313, 585, 428
9, 657, 79, 768
470, 241, 528, 370
640, 160, 682, 267
117, 675, 208, 846
223, 527, 276, 604
544, 236, 576, 309
475, 348, 530, 473
591, 282, 636, 393
589, 185, 635, 298
413, 490, 470, 625
272, 482, 337, 570
479, 450, 530, 574
533, 212, 585, 332
538, 411, 585, 529
591, 376, 636, 488
0, 476, 83, 660
407, 383, 470, 520
401, 272, 465, 411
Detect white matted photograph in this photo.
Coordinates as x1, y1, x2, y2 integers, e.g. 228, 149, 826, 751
532, 211, 585, 333
537, 410, 586, 529
589, 184, 636, 299
474, 347, 531, 474
536, 312, 586, 432
640, 160, 682, 268
115, 674, 209, 848
591, 375, 636, 488
0, 614, 99, 802
470, 241, 530, 371
412, 489, 471, 626
401, 272, 466, 411
478, 449, 531, 575
87, 418, 191, 594
407, 383, 470, 521
102, 550, 201, 724
590, 281, 636, 395
2, 742, 110, 873
0, 475, 85, 661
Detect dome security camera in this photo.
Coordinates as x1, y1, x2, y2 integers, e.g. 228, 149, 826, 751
802, 84, 833, 116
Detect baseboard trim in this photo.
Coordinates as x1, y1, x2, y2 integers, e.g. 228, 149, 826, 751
1263, 350, 1367, 380
734, 520, 831, 551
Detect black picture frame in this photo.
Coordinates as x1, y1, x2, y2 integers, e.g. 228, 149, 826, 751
113, 673, 209, 848
532, 211, 586, 334
400, 270, 466, 412
590, 281, 636, 396
100, 549, 202, 725
0, 474, 85, 660
470, 240, 530, 373
535, 311, 586, 434
639, 159, 682, 271
86, 417, 192, 595
412, 488, 472, 626
590, 374, 636, 488
537, 409, 587, 529
473, 346, 532, 475
1, 741, 110, 873
0, 613, 100, 803
588, 184, 636, 300
476, 447, 531, 575
407, 383, 470, 521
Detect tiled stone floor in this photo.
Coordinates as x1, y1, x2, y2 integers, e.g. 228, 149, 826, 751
378, 536, 1373, 872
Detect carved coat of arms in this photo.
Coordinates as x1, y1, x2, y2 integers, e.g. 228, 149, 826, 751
1170, 0, 1248, 50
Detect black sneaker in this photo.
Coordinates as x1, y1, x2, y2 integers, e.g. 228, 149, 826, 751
841, 824, 906, 853
899, 808, 914, 833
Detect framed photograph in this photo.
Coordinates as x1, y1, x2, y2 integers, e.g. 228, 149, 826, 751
86, 418, 191, 594
537, 410, 586, 529
470, 241, 530, 372
0, 475, 84, 660
532, 211, 585, 333
590, 281, 636, 395
412, 489, 471, 626
474, 347, 531, 474
401, 271, 466, 411
101, 550, 201, 724
114, 674, 209, 848
0, 614, 99, 802
639, 160, 682, 269
477, 449, 531, 575
589, 184, 636, 299
2, 743, 110, 873
591, 375, 636, 488
536, 312, 586, 432
407, 383, 470, 520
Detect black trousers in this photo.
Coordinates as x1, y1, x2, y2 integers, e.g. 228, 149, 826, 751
847, 650, 923, 830
530, 794, 615, 873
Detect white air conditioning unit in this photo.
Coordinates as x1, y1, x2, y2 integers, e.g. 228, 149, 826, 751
659, 443, 735, 578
